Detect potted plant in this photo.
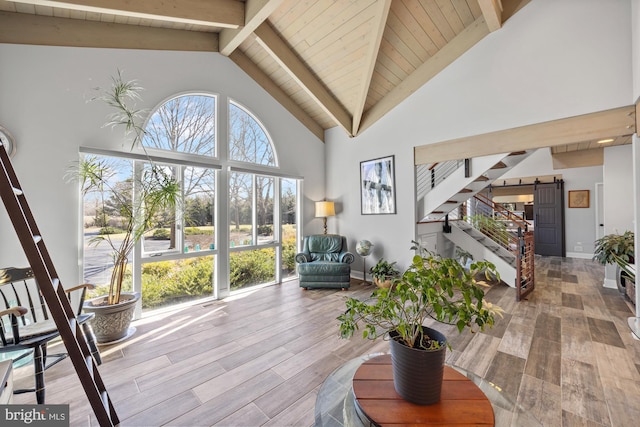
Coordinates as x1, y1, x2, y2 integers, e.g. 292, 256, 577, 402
593, 231, 635, 297
338, 242, 503, 405
69, 72, 180, 343
369, 258, 400, 288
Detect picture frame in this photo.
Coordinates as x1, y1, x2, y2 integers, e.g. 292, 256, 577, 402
360, 155, 396, 215
568, 190, 589, 208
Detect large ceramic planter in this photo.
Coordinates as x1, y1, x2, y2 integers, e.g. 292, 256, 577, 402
83, 292, 140, 344
389, 326, 447, 405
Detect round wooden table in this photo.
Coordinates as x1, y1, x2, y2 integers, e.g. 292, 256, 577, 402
352, 354, 494, 426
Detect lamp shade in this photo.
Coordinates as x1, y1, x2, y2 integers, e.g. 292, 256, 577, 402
315, 201, 335, 218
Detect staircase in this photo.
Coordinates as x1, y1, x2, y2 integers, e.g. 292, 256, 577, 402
432, 194, 535, 298
417, 150, 533, 222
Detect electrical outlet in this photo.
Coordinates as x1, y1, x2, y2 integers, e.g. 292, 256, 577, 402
574, 245, 583, 252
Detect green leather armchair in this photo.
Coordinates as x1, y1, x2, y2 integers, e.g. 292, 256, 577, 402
296, 234, 354, 289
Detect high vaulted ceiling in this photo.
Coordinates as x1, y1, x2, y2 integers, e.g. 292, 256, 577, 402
0, 0, 531, 141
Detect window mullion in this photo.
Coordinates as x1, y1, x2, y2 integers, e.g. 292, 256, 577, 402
132, 160, 143, 319
274, 177, 282, 283
252, 174, 257, 246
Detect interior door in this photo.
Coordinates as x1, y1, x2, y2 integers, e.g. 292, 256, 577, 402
533, 181, 565, 256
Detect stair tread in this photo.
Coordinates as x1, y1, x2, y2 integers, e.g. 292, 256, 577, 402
491, 161, 507, 169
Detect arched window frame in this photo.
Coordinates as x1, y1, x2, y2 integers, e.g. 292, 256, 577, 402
228, 98, 279, 168
140, 92, 219, 160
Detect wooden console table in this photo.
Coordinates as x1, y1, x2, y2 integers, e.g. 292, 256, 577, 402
352, 354, 493, 425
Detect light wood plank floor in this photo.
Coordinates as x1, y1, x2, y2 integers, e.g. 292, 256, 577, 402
11, 256, 640, 426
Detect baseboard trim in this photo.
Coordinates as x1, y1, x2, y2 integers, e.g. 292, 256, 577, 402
603, 278, 617, 289
565, 252, 594, 259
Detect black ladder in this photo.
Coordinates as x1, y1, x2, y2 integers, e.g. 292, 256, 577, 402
0, 143, 119, 426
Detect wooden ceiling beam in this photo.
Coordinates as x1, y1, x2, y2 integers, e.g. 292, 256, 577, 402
551, 149, 604, 170
253, 22, 353, 136
0, 11, 218, 51
219, 0, 284, 56
478, 0, 503, 31
352, 0, 391, 137
8, 0, 244, 28
230, 50, 325, 141
359, 16, 489, 135
414, 105, 637, 165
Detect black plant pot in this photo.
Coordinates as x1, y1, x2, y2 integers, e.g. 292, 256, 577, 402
389, 326, 447, 405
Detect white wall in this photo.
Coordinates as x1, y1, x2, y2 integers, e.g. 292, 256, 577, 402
326, 0, 633, 275
604, 145, 635, 287
0, 45, 324, 286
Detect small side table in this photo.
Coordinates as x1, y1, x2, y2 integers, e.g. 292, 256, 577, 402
0, 360, 13, 404
315, 353, 542, 427
353, 354, 493, 425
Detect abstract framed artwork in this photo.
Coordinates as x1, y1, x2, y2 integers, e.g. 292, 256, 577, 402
568, 190, 589, 208
360, 155, 396, 215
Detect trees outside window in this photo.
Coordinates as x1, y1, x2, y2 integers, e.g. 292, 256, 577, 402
229, 101, 275, 166
144, 94, 216, 156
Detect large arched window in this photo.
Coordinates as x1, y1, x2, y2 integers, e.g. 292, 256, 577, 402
228, 100, 276, 166
81, 93, 299, 317
143, 94, 216, 157
227, 100, 294, 293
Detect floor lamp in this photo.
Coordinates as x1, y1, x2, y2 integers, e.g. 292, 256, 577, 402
315, 201, 335, 234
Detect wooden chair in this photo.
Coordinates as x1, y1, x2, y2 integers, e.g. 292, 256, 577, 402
0, 266, 101, 404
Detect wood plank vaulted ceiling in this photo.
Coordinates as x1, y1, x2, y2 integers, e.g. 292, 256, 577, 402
0, 0, 535, 142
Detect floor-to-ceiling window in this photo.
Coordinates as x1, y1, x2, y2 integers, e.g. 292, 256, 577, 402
80, 93, 300, 314
227, 100, 294, 291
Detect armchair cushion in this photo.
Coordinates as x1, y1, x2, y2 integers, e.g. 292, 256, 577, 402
296, 234, 354, 289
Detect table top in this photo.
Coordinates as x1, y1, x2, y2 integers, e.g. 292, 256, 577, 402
353, 354, 494, 425
315, 353, 542, 427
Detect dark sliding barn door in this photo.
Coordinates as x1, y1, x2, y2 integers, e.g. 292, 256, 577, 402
534, 180, 565, 257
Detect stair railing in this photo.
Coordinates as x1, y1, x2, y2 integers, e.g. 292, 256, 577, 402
463, 196, 524, 253
516, 228, 535, 301
449, 194, 535, 299
416, 159, 464, 197
473, 192, 530, 232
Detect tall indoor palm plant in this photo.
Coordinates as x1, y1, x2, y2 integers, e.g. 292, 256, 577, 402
72, 71, 180, 343
76, 71, 180, 305
78, 156, 179, 305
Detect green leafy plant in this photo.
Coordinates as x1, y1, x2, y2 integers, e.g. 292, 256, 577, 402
282, 237, 297, 272
466, 214, 510, 247
338, 242, 503, 350
369, 258, 400, 281
142, 257, 213, 309
593, 231, 635, 281
229, 248, 275, 290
